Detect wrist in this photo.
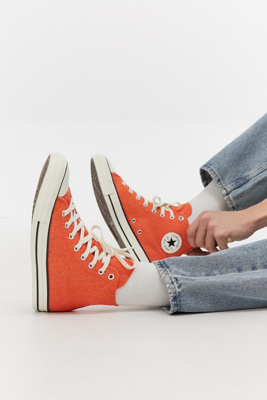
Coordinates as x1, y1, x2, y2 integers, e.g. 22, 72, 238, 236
246, 199, 267, 233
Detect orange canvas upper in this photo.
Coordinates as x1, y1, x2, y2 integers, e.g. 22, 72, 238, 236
112, 173, 193, 262
48, 189, 133, 312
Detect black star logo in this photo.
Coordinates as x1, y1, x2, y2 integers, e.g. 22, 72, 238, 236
167, 238, 176, 248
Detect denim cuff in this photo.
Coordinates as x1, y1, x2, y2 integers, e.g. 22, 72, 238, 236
200, 163, 235, 211
153, 260, 180, 314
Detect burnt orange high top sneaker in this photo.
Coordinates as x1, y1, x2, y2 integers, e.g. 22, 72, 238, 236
31, 154, 134, 312
91, 155, 193, 263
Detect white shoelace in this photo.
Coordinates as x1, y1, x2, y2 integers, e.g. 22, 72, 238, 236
122, 181, 181, 219
62, 198, 135, 275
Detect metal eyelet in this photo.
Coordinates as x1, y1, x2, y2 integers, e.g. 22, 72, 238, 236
62, 211, 66, 217
98, 269, 104, 275
179, 216, 184, 221
122, 181, 127, 186
143, 203, 148, 207
81, 254, 86, 261
160, 214, 165, 218
136, 196, 140, 200
69, 233, 74, 240
89, 263, 94, 269
152, 209, 157, 213
65, 222, 69, 229
132, 218, 136, 223
137, 230, 142, 234
129, 189, 133, 194
108, 274, 115, 280
74, 245, 79, 252
170, 215, 175, 220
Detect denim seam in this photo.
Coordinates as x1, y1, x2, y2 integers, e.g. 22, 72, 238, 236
225, 162, 267, 192
200, 164, 236, 211
153, 260, 180, 314
202, 161, 267, 203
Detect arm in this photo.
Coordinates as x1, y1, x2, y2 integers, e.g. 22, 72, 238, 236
186, 199, 267, 255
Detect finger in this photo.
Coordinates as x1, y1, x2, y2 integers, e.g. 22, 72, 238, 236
205, 231, 219, 254
186, 218, 200, 248
194, 225, 207, 249
216, 239, 229, 251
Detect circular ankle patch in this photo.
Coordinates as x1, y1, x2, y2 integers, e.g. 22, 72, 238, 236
161, 232, 182, 254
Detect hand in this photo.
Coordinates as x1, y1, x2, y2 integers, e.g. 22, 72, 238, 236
186, 209, 255, 254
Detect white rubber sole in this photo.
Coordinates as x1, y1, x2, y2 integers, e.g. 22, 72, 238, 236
91, 154, 149, 263
31, 154, 69, 312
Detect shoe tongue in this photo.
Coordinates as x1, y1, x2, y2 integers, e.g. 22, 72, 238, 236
109, 255, 134, 272
124, 256, 134, 268
91, 238, 103, 253
62, 187, 72, 203
78, 226, 103, 255
173, 202, 192, 217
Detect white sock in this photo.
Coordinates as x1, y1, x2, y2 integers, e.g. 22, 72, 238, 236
116, 262, 170, 307
188, 180, 228, 224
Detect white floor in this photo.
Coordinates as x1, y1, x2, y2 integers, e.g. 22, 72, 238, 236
1, 120, 267, 400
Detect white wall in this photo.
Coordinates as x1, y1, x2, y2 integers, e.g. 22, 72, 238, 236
1, 4, 267, 399
0, 0, 266, 122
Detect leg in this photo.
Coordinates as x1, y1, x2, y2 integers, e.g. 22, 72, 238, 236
116, 261, 170, 307
33, 154, 267, 314
200, 113, 267, 211
154, 239, 267, 313
91, 115, 267, 261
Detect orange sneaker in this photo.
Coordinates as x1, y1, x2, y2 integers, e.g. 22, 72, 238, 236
31, 154, 134, 312
91, 155, 193, 263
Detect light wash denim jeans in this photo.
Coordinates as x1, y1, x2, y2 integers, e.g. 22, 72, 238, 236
154, 113, 267, 314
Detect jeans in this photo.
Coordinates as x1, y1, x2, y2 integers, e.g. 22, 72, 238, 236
154, 113, 267, 314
